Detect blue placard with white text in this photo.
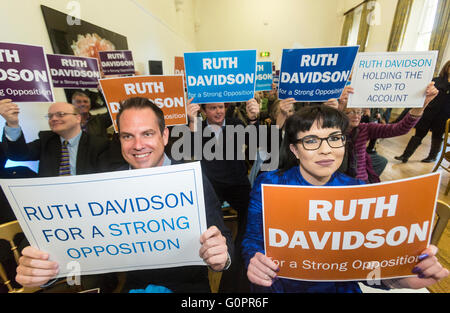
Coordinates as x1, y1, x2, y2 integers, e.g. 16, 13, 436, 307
184, 50, 257, 103
255, 61, 273, 91
278, 46, 359, 102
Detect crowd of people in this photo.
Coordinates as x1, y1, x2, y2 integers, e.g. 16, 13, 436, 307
0, 60, 448, 294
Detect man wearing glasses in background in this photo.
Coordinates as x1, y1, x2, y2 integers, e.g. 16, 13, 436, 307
0, 99, 110, 177
0, 99, 118, 292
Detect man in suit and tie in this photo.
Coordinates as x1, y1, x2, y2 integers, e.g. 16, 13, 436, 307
0, 99, 110, 177
0, 98, 116, 291
186, 99, 261, 292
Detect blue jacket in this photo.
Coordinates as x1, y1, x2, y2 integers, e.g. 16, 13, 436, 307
241, 166, 383, 293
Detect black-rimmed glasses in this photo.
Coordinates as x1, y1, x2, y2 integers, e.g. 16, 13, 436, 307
295, 133, 346, 151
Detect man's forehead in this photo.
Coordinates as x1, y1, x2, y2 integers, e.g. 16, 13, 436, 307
119, 107, 160, 127
204, 102, 225, 108
73, 95, 90, 102
48, 102, 73, 112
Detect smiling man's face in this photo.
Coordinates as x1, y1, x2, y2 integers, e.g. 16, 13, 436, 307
118, 107, 169, 169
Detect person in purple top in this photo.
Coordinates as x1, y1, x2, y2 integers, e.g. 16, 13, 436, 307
339, 82, 438, 183
241, 105, 448, 293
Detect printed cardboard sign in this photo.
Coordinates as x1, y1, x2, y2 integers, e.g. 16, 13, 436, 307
46, 54, 100, 89
0, 42, 54, 102
256, 61, 273, 92
347, 51, 438, 108
98, 50, 135, 76
99, 75, 187, 132
184, 50, 257, 103
278, 46, 358, 102
174, 56, 185, 79
262, 172, 440, 281
0, 162, 208, 278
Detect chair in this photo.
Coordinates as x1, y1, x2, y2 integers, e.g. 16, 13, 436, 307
0, 220, 40, 293
432, 119, 450, 195
431, 200, 450, 246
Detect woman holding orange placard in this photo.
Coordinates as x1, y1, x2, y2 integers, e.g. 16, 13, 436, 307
242, 105, 448, 292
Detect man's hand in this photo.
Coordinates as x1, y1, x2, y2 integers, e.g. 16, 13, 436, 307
246, 98, 260, 122
0, 99, 20, 127
186, 97, 200, 131
16, 246, 59, 287
199, 226, 229, 271
323, 98, 339, 109
278, 98, 296, 116
186, 97, 200, 123
410, 82, 439, 117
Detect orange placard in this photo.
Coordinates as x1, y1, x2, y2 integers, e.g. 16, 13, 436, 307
174, 56, 187, 87
99, 75, 187, 132
174, 56, 185, 76
262, 172, 440, 282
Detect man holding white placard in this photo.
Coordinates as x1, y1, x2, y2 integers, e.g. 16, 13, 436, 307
15, 97, 233, 293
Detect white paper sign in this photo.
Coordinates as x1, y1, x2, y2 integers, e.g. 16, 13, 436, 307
0, 162, 208, 278
348, 51, 438, 108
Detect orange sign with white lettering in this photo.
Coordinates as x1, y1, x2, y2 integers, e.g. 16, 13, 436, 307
174, 56, 185, 77
262, 172, 440, 281
99, 75, 187, 132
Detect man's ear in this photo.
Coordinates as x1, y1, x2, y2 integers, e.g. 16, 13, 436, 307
162, 127, 169, 146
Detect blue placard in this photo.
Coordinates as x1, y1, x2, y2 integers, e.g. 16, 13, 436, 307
184, 50, 257, 103
255, 61, 273, 91
278, 46, 359, 102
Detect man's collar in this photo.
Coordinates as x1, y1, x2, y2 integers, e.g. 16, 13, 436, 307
60, 130, 82, 146
162, 153, 172, 166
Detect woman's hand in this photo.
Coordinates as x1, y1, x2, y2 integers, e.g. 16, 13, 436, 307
394, 245, 449, 289
247, 252, 280, 287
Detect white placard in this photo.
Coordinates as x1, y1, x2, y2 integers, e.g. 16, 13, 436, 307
348, 51, 438, 108
0, 162, 208, 278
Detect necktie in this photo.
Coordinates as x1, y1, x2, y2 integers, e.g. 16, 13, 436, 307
59, 140, 71, 176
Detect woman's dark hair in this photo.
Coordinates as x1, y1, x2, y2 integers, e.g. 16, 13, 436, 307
278, 105, 349, 174
116, 97, 165, 133
439, 60, 450, 81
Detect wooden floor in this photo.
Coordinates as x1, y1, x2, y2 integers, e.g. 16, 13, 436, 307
376, 129, 449, 293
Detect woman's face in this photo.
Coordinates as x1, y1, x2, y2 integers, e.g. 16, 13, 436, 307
289, 121, 345, 185
344, 108, 363, 128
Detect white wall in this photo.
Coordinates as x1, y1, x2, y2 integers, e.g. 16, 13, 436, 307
0, 0, 197, 171
0, 0, 196, 137
193, 0, 344, 69
443, 40, 450, 68
192, 0, 401, 68
364, 0, 398, 52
